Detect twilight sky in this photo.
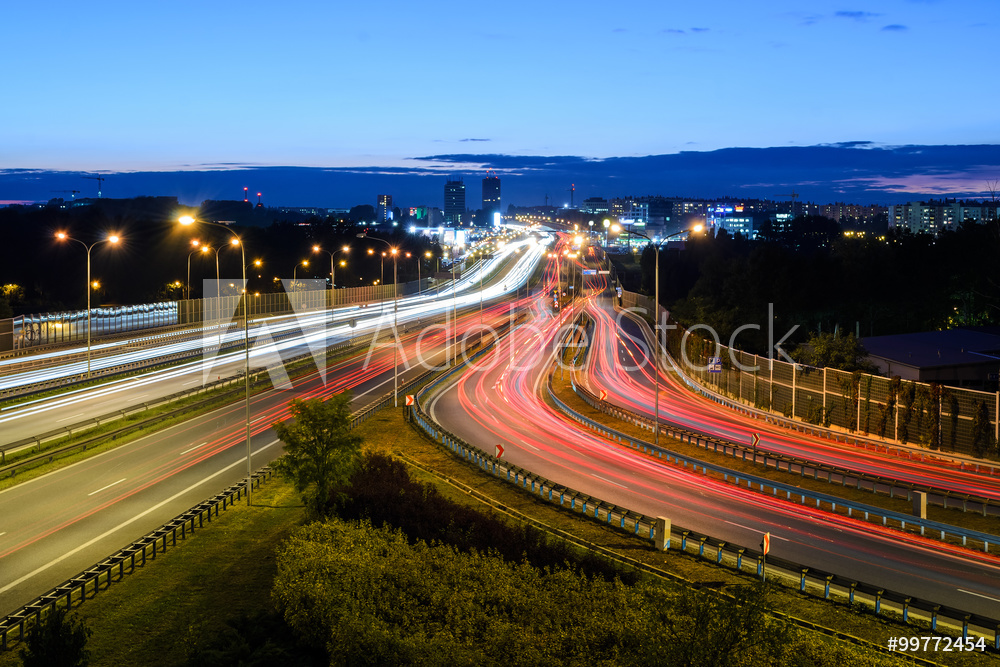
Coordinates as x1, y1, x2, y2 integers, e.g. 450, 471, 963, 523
2, 0, 998, 206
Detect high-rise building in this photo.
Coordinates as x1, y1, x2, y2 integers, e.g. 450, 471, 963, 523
482, 171, 501, 224
444, 179, 465, 224
376, 194, 393, 223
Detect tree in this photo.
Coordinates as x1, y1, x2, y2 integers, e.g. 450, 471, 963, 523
271, 393, 363, 516
18, 606, 91, 667
793, 331, 878, 373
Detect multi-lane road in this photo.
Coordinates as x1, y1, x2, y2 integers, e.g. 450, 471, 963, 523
3, 231, 999, 633
0, 238, 546, 616
425, 248, 1000, 619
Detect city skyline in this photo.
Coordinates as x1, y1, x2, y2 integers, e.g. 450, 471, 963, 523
2, 143, 998, 208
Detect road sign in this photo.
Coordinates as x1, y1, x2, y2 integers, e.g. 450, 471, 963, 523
582, 269, 597, 275
708, 356, 722, 372
598, 270, 610, 275
761, 532, 770, 556
751, 433, 760, 449
495, 443, 505, 458
405, 395, 414, 406
599, 389, 608, 401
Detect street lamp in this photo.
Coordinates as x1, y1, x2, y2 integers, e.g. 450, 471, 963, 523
358, 233, 400, 406
312, 244, 349, 291
55, 231, 120, 378
185, 239, 203, 300
627, 223, 703, 445
292, 259, 309, 288
178, 214, 254, 505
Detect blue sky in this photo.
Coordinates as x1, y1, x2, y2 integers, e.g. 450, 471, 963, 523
2, 1, 998, 205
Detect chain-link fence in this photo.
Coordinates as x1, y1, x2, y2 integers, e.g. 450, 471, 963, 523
621, 290, 999, 458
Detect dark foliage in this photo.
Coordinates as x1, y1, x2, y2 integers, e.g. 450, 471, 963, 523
18, 607, 90, 667
185, 610, 325, 667
338, 452, 638, 584
630, 218, 1000, 357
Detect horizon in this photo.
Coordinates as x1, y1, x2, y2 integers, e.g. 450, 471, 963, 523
3, 142, 999, 209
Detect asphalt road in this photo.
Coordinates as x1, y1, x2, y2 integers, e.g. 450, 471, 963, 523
425, 254, 1000, 620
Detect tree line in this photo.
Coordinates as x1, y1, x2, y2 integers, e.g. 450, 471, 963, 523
626, 218, 1000, 360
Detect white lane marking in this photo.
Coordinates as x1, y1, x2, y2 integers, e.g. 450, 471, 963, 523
182, 380, 202, 386
179, 442, 209, 456
56, 413, 85, 423
0, 532, 5, 537
0, 438, 281, 596
88, 478, 126, 496
724, 520, 789, 540
593, 474, 628, 489
958, 589, 1000, 603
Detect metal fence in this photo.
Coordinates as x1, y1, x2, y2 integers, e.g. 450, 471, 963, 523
618, 289, 1000, 459
0, 279, 431, 353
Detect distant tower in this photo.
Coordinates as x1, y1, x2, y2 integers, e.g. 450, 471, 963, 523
243, 187, 249, 202
377, 194, 393, 223
482, 170, 501, 225
444, 178, 466, 225
256, 192, 263, 209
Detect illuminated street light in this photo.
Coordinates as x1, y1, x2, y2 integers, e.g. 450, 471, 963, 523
358, 232, 400, 406
626, 223, 703, 446
54, 231, 121, 378
178, 215, 254, 505
312, 244, 349, 296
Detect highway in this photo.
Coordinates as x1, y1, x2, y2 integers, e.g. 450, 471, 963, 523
425, 251, 1000, 619
0, 238, 547, 447
580, 295, 1000, 503
0, 237, 544, 616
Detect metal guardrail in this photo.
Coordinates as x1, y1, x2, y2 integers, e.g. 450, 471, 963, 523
0, 468, 273, 650
553, 375, 1000, 552
570, 370, 1000, 520
0, 348, 447, 650
614, 297, 1000, 476
596, 308, 1000, 516
407, 333, 1000, 652
0, 326, 409, 468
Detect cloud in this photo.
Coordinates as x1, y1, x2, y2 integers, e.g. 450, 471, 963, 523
881, 24, 908, 31
4, 144, 999, 207
835, 10, 882, 21
690, 27, 710, 32
662, 28, 686, 34
612, 27, 627, 33
459, 138, 491, 142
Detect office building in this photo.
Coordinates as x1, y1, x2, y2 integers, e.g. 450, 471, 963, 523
444, 179, 466, 224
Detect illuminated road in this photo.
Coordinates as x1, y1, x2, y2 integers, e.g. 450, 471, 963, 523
0, 297, 529, 617
425, 252, 1000, 619
0, 238, 548, 447
581, 297, 1000, 504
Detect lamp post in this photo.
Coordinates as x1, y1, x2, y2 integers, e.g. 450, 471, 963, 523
292, 259, 309, 287
178, 214, 254, 505
358, 233, 399, 406
312, 244, 349, 291
627, 224, 703, 445
55, 232, 121, 378
185, 240, 203, 300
